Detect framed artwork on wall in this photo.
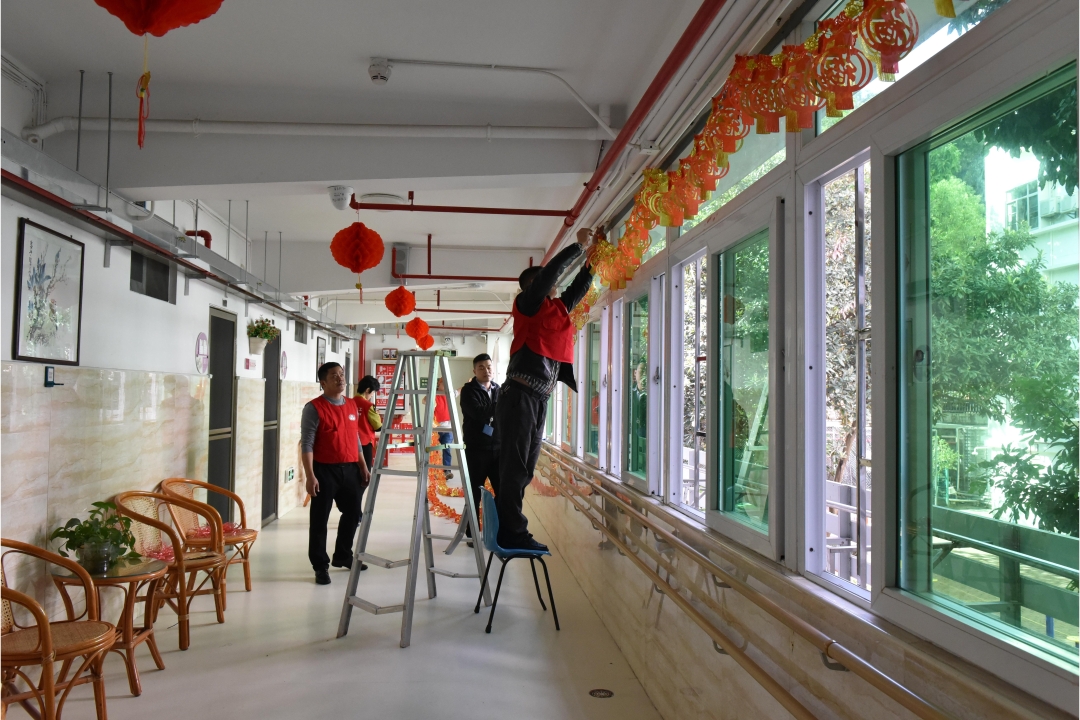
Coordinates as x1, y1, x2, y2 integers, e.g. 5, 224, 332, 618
316, 336, 326, 377
13, 218, 85, 365
382, 348, 398, 360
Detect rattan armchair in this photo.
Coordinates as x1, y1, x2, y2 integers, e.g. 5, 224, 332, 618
1, 539, 115, 720
160, 479, 259, 602
113, 491, 227, 651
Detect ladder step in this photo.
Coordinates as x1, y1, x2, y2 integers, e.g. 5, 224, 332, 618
357, 553, 411, 569
384, 442, 415, 450
426, 464, 463, 471
428, 568, 481, 579
375, 469, 421, 477
347, 596, 405, 615
426, 444, 466, 451
425, 533, 456, 541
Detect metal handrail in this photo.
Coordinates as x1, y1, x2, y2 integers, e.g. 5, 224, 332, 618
540, 450, 955, 720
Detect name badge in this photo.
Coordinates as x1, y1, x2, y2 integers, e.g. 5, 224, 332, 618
348, 414, 356, 421
482, 424, 494, 436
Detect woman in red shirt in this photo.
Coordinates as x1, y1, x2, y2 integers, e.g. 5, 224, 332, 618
354, 375, 382, 469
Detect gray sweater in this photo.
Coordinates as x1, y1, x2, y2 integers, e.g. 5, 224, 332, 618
300, 395, 364, 457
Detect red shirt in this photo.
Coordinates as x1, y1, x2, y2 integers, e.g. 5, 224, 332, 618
510, 297, 575, 363
354, 395, 377, 446
311, 396, 360, 464
434, 395, 451, 424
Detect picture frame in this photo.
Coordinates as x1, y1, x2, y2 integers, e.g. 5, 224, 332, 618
382, 348, 398, 360
316, 336, 326, 377
13, 218, 85, 365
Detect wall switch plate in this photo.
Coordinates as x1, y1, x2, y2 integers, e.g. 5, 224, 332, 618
43, 366, 64, 388
285, 467, 295, 483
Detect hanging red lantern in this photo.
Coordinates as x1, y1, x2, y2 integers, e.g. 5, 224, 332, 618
780, 44, 826, 132
384, 285, 416, 318
330, 222, 385, 302
811, 14, 874, 116
93, 1, 223, 148
405, 317, 429, 340
858, 0, 919, 76
417, 334, 434, 351
746, 54, 786, 134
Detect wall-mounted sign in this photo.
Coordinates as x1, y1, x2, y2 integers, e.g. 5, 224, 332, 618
195, 332, 209, 374
281, 351, 288, 380
373, 361, 404, 412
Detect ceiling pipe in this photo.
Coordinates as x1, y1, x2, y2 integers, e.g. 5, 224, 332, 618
185, 229, 212, 250
415, 307, 512, 316
540, 0, 730, 264
390, 246, 520, 283
21, 117, 614, 146
351, 192, 569, 218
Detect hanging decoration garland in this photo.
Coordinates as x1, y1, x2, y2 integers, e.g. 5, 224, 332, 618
330, 222, 384, 302
92, 1, 224, 148
385, 285, 417, 317
583, 0, 922, 297
427, 435, 462, 523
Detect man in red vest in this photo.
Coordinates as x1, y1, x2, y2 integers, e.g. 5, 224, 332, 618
301, 362, 371, 585
494, 228, 594, 550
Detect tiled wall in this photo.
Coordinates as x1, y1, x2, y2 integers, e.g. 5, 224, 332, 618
233, 377, 265, 531
531, 450, 1072, 720
277, 380, 320, 519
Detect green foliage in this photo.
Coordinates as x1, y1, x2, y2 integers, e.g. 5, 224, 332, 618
932, 435, 959, 479
49, 502, 141, 559
980, 444, 1079, 537
247, 317, 280, 341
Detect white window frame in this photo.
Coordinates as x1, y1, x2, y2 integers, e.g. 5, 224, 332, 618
621, 273, 665, 495
606, 300, 624, 477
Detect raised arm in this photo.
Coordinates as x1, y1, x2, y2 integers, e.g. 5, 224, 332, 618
515, 243, 585, 316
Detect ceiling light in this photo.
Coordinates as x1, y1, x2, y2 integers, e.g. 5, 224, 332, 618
358, 193, 407, 207
369, 58, 391, 85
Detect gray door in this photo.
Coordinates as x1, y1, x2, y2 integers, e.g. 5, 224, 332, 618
207, 308, 236, 522
262, 335, 281, 524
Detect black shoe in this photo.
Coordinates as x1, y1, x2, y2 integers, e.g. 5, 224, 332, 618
332, 559, 368, 571
528, 535, 548, 551
501, 537, 547, 552
315, 569, 331, 585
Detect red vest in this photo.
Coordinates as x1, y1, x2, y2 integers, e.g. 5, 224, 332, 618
354, 395, 377, 446
510, 297, 575, 363
311, 396, 360, 464
434, 396, 451, 424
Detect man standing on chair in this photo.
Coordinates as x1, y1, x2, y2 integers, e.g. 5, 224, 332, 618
301, 362, 371, 585
495, 227, 594, 550
460, 353, 500, 540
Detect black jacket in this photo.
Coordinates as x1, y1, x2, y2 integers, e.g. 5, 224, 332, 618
505, 244, 593, 394
460, 378, 501, 450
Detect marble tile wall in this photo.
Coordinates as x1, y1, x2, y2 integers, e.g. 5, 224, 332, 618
530, 450, 1074, 720
277, 381, 320, 518
232, 377, 265, 532
1, 361, 209, 618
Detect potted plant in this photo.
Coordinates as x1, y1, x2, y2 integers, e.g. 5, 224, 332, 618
247, 317, 280, 355
50, 501, 141, 574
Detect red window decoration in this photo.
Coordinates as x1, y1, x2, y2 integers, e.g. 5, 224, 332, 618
746, 54, 786, 134
858, 0, 919, 77
384, 285, 417, 318
811, 13, 874, 117
330, 222, 385, 301
780, 44, 825, 132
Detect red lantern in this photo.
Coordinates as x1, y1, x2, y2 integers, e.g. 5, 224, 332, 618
330, 222, 385, 301
93, 1, 223, 148
384, 285, 416, 318
811, 15, 873, 116
417, 334, 434, 351
746, 54, 786, 134
780, 45, 825, 132
858, 0, 919, 76
405, 317, 429, 340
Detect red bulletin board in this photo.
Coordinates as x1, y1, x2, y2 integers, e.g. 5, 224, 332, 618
373, 361, 404, 413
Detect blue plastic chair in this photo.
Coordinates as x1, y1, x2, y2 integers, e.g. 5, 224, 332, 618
473, 488, 560, 633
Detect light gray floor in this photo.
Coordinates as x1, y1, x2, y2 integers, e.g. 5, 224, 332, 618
59, 467, 662, 719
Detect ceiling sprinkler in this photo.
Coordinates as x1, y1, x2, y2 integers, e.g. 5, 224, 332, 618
369, 58, 391, 85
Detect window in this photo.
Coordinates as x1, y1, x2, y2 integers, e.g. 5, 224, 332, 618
817, 0, 1015, 134
817, 158, 874, 591
129, 251, 175, 303
677, 253, 708, 512
718, 230, 771, 531
626, 293, 649, 482
682, 132, 785, 233
331, 336, 340, 353
898, 68, 1078, 665
294, 321, 307, 344
545, 391, 556, 441
1005, 181, 1039, 231
585, 321, 602, 458
560, 383, 575, 454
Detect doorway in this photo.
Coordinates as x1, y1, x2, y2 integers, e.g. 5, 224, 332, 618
262, 335, 281, 524
207, 308, 236, 522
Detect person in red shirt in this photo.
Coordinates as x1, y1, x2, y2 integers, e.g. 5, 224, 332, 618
354, 374, 382, 469
432, 377, 455, 478
301, 362, 371, 585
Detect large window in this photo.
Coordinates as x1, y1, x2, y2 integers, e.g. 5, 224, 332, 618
626, 293, 649, 481
129, 250, 175, 303
585, 321, 602, 458
718, 230, 771, 531
679, 253, 708, 511
682, 132, 785, 233
898, 68, 1078, 665
560, 383, 575, 453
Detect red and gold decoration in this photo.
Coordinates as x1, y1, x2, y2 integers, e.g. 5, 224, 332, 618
384, 285, 417, 318
405, 317, 429, 341
92, 1, 224, 148
583, 0, 922, 298
427, 434, 463, 523
330, 222, 384, 301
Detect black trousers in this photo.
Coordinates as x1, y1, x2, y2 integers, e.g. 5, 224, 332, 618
463, 443, 499, 535
493, 382, 547, 544
308, 460, 366, 571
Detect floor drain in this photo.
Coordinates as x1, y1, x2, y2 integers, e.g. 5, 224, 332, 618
589, 689, 614, 699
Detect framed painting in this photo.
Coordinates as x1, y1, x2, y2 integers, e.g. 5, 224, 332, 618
13, 218, 85, 365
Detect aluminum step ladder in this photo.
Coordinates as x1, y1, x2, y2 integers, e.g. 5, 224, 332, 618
337, 350, 490, 648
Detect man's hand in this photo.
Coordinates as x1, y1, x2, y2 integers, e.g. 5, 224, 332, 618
306, 475, 320, 497
358, 461, 371, 488
576, 227, 593, 248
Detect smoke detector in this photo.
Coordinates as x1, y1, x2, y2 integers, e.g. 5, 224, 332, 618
369, 58, 391, 85
328, 186, 354, 211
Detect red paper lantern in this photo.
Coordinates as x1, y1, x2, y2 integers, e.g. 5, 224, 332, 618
331, 222, 385, 301
780, 44, 825, 132
417, 334, 434, 351
405, 317, 429, 340
858, 0, 919, 76
384, 285, 416, 318
811, 15, 873, 116
746, 54, 786, 134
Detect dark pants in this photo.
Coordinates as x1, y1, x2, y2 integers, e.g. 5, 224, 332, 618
308, 461, 365, 571
494, 382, 547, 544
463, 443, 500, 536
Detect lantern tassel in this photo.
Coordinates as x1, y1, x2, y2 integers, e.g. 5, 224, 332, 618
933, 0, 955, 18
136, 35, 151, 148
356, 277, 364, 303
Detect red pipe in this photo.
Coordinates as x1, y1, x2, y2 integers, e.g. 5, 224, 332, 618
390, 246, 519, 282
541, 0, 728, 264
185, 229, 212, 249
351, 193, 569, 217
415, 307, 512, 315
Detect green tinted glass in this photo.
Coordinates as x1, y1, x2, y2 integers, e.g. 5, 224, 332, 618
627, 294, 649, 479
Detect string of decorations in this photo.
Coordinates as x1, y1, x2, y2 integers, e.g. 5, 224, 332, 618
427, 435, 464, 523
584, 0, 922, 299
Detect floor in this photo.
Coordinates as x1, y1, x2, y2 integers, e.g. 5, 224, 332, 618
57, 461, 662, 720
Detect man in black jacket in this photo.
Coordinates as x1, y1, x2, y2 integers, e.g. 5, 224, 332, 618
494, 228, 594, 550
459, 353, 500, 538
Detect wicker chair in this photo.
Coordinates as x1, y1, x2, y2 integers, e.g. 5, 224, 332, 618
1, 539, 115, 720
160, 479, 259, 601
113, 491, 227, 651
